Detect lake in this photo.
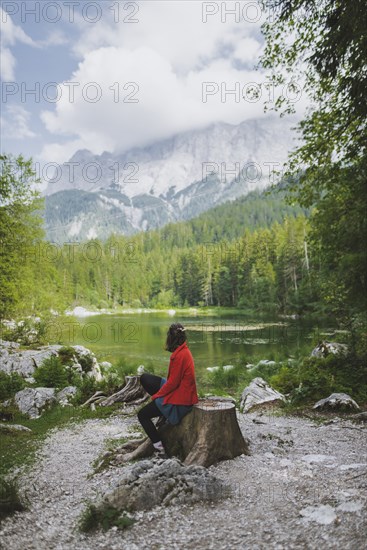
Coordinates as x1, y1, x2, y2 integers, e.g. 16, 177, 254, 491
52, 310, 331, 377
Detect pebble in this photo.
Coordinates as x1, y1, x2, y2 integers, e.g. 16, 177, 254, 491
0, 413, 366, 549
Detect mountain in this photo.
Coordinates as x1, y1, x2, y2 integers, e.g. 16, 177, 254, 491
44, 117, 298, 242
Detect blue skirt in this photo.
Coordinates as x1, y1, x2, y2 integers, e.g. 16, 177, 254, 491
154, 377, 193, 425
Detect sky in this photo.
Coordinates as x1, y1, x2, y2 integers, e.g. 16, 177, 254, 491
0, 0, 308, 167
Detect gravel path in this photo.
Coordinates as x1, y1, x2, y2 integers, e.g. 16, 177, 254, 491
0, 408, 366, 550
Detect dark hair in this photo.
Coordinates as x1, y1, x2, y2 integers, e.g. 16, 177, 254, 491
165, 323, 187, 352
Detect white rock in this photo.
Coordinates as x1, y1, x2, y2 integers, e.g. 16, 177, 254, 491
14, 387, 56, 419
240, 377, 286, 413
311, 341, 348, 358
337, 501, 364, 513
299, 504, 337, 525
313, 393, 360, 411
56, 386, 78, 407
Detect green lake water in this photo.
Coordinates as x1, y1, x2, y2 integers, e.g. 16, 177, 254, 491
52, 310, 331, 377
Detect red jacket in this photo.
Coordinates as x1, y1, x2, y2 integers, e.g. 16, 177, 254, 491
151, 342, 199, 405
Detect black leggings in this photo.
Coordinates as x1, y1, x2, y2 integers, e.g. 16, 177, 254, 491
137, 373, 165, 443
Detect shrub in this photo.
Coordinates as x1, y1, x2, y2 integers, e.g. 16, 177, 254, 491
270, 353, 367, 405
33, 356, 69, 389
78, 503, 135, 533
0, 372, 26, 401
57, 346, 76, 365
0, 478, 26, 522
73, 377, 101, 405
78, 354, 94, 373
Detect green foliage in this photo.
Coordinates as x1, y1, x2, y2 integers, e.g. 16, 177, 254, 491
78, 355, 94, 373
270, 354, 367, 405
78, 503, 135, 533
0, 478, 26, 522
0, 371, 25, 401
208, 366, 240, 390
57, 346, 76, 365
0, 154, 44, 318
33, 356, 69, 389
259, 1, 367, 318
72, 376, 100, 405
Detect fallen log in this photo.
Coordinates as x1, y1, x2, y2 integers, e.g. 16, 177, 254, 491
115, 397, 250, 467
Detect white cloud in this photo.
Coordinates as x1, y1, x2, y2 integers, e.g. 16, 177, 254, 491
0, 7, 36, 80
1, 105, 36, 139
233, 37, 263, 63
39, 1, 309, 163
0, 47, 16, 80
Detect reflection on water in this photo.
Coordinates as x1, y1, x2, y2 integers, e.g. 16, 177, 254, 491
55, 311, 330, 375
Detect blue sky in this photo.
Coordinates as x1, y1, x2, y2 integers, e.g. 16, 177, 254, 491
1, 1, 307, 166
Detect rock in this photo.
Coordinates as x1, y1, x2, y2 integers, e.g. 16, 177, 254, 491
299, 504, 337, 525
0, 342, 61, 378
100, 361, 113, 371
137, 365, 145, 375
0, 423, 32, 433
311, 341, 348, 358
256, 360, 277, 368
14, 387, 56, 419
240, 377, 286, 413
72, 345, 103, 381
101, 458, 231, 513
56, 386, 77, 407
313, 393, 360, 411
0, 341, 103, 381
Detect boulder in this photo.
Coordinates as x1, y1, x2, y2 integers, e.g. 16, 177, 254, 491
56, 386, 78, 406
101, 458, 231, 512
311, 341, 348, 358
14, 387, 56, 419
0, 341, 103, 381
0, 341, 61, 378
240, 377, 286, 413
313, 393, 360, 411
72, 345, 103, 381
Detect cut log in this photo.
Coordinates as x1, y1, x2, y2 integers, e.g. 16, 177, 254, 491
115, 397, 250, 468
99, 375, 149, 407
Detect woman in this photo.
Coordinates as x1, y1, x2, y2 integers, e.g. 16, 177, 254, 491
138, 322, 198, 456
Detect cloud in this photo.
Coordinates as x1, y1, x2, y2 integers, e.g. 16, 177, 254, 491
0, 7, 36, 80
0, 105, 36, 139
39, 1, 309, 163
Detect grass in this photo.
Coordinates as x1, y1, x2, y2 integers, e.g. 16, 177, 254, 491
78, 503, 135, 533
0, 478, 27, 523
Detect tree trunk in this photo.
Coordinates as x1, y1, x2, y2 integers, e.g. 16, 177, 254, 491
115, 397, 250, 468
99, 376, 149, 407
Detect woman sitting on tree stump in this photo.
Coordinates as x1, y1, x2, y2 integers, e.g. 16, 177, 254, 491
138, 323, 198, 457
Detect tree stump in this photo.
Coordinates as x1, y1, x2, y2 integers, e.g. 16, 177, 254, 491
99, 375, 149, 407
115, 397, 250, 468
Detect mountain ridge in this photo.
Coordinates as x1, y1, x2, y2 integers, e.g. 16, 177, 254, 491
44, 116, 299, 242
